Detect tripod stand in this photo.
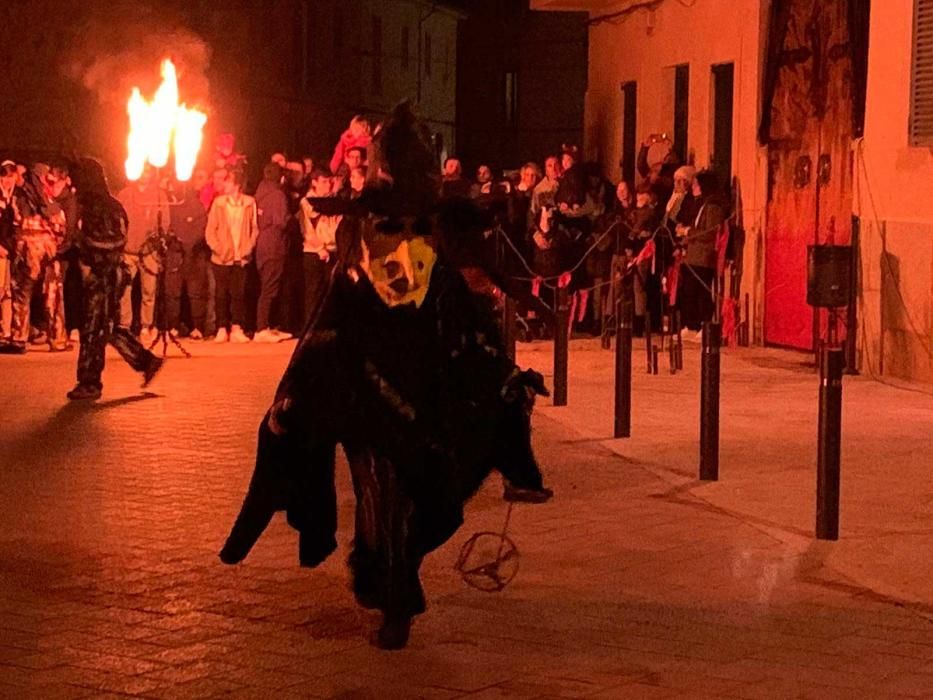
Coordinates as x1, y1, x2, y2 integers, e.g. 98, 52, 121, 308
145, 202, 191, 358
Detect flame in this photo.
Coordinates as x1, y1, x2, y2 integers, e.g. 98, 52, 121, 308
125, 59, 207, 182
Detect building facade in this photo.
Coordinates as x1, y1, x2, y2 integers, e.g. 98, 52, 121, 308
534, 0, 933, 384
0, 0, 461, 183
456, 0, 588, 173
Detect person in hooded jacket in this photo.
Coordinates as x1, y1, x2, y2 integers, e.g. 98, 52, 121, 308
66, 158, 163, 400
254, 162, 291, 342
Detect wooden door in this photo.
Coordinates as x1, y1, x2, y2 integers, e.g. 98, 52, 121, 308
764, 0, 854, 350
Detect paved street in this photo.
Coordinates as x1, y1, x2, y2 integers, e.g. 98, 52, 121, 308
1, 338, 932, 699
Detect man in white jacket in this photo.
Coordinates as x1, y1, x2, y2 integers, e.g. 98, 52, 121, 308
205, 170, 258, 343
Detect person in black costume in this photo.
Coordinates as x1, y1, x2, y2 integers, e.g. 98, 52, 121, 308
66, 159, 163, 400
220, 103, 551, 650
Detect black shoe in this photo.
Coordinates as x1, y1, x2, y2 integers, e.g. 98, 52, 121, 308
67, 384, 102, 401
503, 484, 554, 504
372, 615, 411, 650
0, 343, 27, 355
142, 357, 164, 388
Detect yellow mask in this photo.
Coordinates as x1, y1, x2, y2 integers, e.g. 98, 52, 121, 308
359, 220, 437, 308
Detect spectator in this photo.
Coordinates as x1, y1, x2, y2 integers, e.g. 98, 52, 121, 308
342, 146, 365, 174
628, 181, 660, 335
271, 152, 287, 169
254, 163, 291, 343
470, 164, 494, 199
663, 165, 696, 230
516, 163, 540, 194
4, 165, 66, 355
441, 157, 470, 198
166, 183, 209, 340
531, 156, 561, 218
675, 170, 724, 334
511, 162, 540, 236
282, 161, 309, 334
205, 170, 258, 343
348, 167, 366, 199
51, 164, 81, 343
216, 132, 247, 173
117, 169, 168, 342
330, 115, 372, 175
200, 167, 229, 210
0, 161, 19, 347
299, 170, 341, 322
638, 134, 680, 208
302, 156, 315, 177
556, 145, 586, 212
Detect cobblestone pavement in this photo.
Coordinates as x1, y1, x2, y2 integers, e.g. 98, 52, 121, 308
0, 339, 932, 699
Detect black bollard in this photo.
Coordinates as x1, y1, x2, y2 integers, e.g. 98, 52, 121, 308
699, 321, 721, 481
674, 310, 684, 370
614, 294, 633, 438
645, 311, 653, 374
502, 295, 517, 362
816, 347, 844, 540
652, 346, 660, 375
553, 286, 569, 407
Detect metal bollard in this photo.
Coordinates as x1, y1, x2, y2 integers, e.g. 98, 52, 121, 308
645, 311, 653, 374
816, 347, 844, 540
553, 286, 570, 406
502, 294, 517, 362
652, 346, 660, 375
614, 294, 633, 438
700, 321, 721, 481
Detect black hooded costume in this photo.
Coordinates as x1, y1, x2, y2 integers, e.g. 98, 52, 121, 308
66, 158, 161, 399
219, 104, 549, 649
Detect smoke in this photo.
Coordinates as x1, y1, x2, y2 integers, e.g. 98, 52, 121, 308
62, 0, 212, 110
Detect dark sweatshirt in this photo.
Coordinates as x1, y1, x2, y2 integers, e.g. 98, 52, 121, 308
170, 193, 208, 249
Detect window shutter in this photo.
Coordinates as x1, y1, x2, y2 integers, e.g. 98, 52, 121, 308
911, 0, 933, 144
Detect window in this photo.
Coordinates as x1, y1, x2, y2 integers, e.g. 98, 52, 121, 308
621, 81, 637, 184
424, 32, 432, 78
673, 64, 690, 164
711, 63, 735, 187
911, 0, 933, 144
372, 16, 383, 95
505, 71, 518, 127
402, 26, 410, 71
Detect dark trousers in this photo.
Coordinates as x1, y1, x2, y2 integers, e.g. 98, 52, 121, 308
256, 254, 285, 331
303, 253, 334, 324
165, 242, 208, 332
680, 265, 716, 331
213, 262, 247, 330
78, 263, 156, 389
347, 446, 426, 619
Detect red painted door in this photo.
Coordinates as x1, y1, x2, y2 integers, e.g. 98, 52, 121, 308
764, 0, 853, 350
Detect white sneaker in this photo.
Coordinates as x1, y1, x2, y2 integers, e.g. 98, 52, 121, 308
69, 329, 80, 343
271, 329, 293, 340
230, 325, 250, 343
215, 327, 229, 343
189, 329, 203, 341
254, 329, 284, 343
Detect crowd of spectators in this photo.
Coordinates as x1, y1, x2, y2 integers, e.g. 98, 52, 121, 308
0, 118, 728, 357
